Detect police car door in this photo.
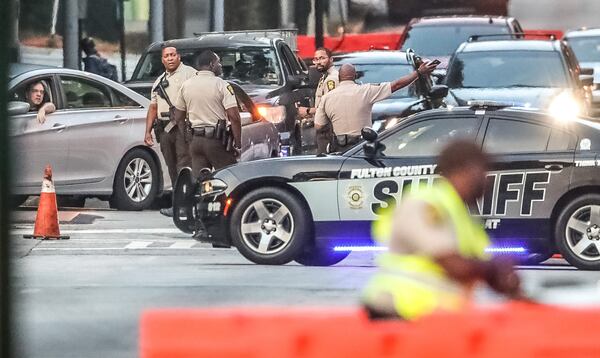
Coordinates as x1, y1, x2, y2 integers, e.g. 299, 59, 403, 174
337, 113, 484, 224
479, 115, 575, 242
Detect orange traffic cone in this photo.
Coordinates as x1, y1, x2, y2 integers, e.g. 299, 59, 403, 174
23, 165, 69, 240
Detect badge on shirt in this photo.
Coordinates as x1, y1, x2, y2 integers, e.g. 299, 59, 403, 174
227, 84, 235, 95
326, 80, 336, 91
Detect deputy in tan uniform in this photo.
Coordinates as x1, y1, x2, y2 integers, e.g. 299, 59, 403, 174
173, 50, 241, 180
297, 47, 339, 154
314, 62, 438, 152
144, 46, 196, 217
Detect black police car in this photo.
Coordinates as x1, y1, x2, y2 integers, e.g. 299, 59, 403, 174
173, 102, 600, 270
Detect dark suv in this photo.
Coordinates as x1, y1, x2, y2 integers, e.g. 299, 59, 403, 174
444, 37, 594, 118
399, 16, 523, 74
126, 30, 312, 153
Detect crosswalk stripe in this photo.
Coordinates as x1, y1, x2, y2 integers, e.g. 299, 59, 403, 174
124, 241, 153, 249
169, 241, 197, 249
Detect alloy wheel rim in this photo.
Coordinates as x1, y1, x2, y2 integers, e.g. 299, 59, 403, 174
565, 204, 600, 261
123, 158, 152, 203
240, 198, 294, 255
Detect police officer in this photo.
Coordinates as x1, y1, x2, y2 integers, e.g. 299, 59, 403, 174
314, 62, 438, 153
144, 46, 196, 217
297, 47, 339, 154
172, 50, 241, 180
363, 140, 523, 320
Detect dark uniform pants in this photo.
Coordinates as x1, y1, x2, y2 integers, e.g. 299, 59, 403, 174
316, 124, 333, 155
158, 124, 191, 185
189, 136, 236, 179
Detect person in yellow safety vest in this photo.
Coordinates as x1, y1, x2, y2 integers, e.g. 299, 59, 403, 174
362, 140, 522, 320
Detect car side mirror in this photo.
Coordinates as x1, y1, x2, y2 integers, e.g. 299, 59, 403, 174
580, 74, 594, 87
361, 127, 378, 142
8, 101, 30, 116
288, 74, 310, 89
581, 67, 594, 76
429, 84, 449, 99
240, 112, 253, 126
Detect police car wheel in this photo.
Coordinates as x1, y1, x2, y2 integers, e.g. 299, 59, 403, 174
555, 194, 600, 270
110, 148, 159, 211
230, 187, 310, 265
294, 244, 350, 266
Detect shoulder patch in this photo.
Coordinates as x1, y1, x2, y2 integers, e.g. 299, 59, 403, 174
226, 84, 235, 95
326, 80, 336, 91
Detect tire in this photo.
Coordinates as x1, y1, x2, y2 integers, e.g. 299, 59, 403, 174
110, 148, 159, 211
230, 187, 311, 265
294, 244, 350, 266
555, 194, 600, 270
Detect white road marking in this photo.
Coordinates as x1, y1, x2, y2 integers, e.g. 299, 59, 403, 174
12, 228, 182, 235
517, 265, 576, 270
168, 241, 197, 249
124, 241, 153, 249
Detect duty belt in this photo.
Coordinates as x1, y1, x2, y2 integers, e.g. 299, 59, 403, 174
334, 134, 361, 147
191, 126, 217, 138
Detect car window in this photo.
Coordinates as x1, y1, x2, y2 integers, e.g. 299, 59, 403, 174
334, 61, 417, 98
446, 51, 569, 89
280, 43, 302, 76
134, 47, 283, 86
112, 90, 142, 108
380, 116, 480, 157
9, 77, 55, 110
547, 128, 575, 151
400, 24, 511, 57
565, 36, 600, 63
61, 76, 112, 109
483, 118, 551, 154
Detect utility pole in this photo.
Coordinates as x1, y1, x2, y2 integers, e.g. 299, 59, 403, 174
150, 0, 164, 43
118, 0, 126, 81
63, 0, 79, 69
213, 0, 224, 31
314, 0, 324, 48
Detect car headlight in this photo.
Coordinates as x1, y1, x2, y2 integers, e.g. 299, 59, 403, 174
256, 105, 286, 124
548, 92, 581, 121
200, 179, 228, 196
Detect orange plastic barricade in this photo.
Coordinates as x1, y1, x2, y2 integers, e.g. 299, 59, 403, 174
140, 304, 600, 358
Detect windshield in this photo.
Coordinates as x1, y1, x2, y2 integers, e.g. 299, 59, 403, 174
401, 25, 511, 57
337, 63, 417, 98
133, 47, 282, 86
446, 51, 568, 88
566, 36, 600, 62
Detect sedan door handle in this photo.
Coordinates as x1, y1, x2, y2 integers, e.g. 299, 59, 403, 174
112, 115, 130, 123
52, 123, 67, 131
544, 164, 564, 171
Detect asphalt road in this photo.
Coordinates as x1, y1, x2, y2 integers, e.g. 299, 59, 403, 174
9, 208, 600, 358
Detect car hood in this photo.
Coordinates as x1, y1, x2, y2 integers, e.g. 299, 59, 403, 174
237, 84, 282, 105
216, 154, 348, 185
448, 87, 564, 109
371, 97, 422, 122
579, 62, 600, 84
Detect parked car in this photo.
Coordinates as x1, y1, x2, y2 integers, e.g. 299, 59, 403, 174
8, 64, 279, 209
173, 102, 600, 270
332, 50, 447, 131
444, 37, 594, 118
126, 30, 312, 154
564, 27, 600, 117
388, 0, 509, 24
399, 16, 523, 76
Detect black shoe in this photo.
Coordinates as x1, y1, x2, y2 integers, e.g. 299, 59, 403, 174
160, 207, 173, 217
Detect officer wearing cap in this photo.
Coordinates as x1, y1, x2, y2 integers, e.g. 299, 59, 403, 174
172, 50, 241, 180
144, 46, 196, 217
297, 47, 339, 154
314, 61, 437, 152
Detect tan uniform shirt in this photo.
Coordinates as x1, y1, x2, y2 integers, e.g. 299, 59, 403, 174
315, 81, 392, 136
388, 198, 458, 257
174, 70, 238, 128
314, 66, 339, 108
151, 63, 197, 119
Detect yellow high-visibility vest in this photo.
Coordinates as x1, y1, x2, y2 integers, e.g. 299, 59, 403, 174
363, 179, 490, 320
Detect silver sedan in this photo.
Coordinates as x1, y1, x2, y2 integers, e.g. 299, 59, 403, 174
8, 64, 280, 210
